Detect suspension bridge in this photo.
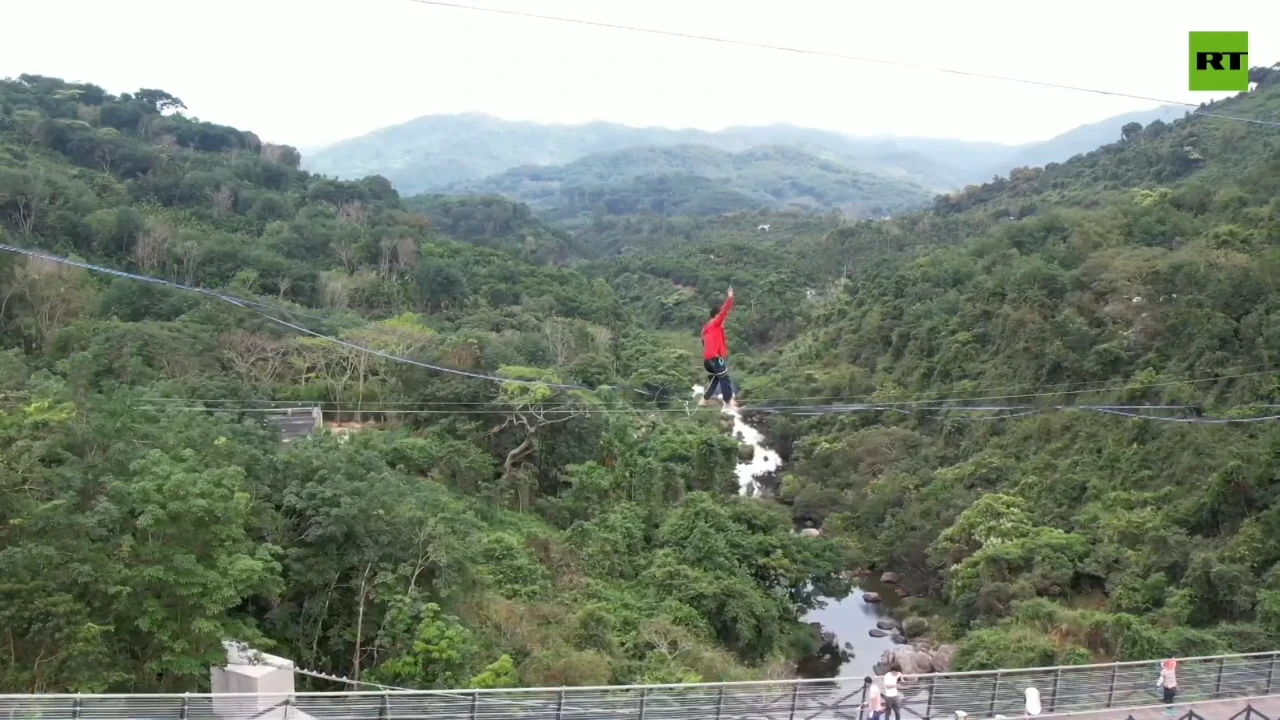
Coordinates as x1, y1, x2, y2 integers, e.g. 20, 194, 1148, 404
2, 650, 1277, 720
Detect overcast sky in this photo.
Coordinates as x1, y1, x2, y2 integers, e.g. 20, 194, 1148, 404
3, 0, 1278, 149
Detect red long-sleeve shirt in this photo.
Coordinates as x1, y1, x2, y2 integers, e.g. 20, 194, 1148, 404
701, 295, 734, 359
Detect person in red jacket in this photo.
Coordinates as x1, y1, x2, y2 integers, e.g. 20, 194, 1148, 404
699, 287, 738, 410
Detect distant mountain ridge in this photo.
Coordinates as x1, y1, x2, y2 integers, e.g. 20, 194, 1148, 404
303, 105, 1191, 202
441, 143, 935, 220
977, 105, 1190, 179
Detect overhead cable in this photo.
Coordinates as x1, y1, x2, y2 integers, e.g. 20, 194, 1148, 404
0, 243, 624, 393
4, 244, 1276, 420
404, 0, 1280, 128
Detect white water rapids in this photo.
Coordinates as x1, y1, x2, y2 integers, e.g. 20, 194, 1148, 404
690, 385, 781, 495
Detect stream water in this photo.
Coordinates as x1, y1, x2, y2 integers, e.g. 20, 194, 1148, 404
802, 576, 902, 678
692, 386, 896, 679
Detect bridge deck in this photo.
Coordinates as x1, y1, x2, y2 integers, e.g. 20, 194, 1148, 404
0, 651, 1276, 720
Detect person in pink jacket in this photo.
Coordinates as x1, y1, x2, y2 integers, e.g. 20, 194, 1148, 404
863, 676, 885, 720
1157, 658, 1178, 708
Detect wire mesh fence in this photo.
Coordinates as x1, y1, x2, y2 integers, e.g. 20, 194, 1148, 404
0, 651, 1276, 720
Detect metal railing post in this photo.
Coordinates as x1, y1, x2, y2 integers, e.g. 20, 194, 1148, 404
556, 689, 565, 720
638, 688, 649, 720
72, 694, 82, 720
1106, 663, 1119, 707
715, 686, 725, 720
859, 680, 868, 720
788, 682, 800, 720
1214, 656, 1225, 698
1266, 653, 1277, 695
379, 692, 391, 720
1049, 668, 1061, 713
925, 676, 936, 718
283, 695, 293, 720
180, 692, 190, 720
469, 692, 478, 720
989, 671, 1001, 716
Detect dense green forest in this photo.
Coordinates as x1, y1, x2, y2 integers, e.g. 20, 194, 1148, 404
582, 69, 1280, 670
3, 63, 1280, 695
0, 75, 853, 693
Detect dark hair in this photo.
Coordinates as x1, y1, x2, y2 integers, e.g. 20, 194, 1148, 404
864, 676, 874, 685
890, 663, 902, 673
709, 306, 719, 319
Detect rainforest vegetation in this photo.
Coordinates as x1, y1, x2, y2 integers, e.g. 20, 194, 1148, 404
2, 65, 1280, 691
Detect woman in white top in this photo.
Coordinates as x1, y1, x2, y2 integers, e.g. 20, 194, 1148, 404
883, 664, 904, 720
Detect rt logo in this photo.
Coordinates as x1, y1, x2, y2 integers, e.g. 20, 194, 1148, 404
1189, 31, 1249, 91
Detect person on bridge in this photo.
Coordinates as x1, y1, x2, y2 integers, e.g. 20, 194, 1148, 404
699, 287, 738, 411
864, 676, 885, 720
883, 664, 904, 720
1157, 658, 1178, 711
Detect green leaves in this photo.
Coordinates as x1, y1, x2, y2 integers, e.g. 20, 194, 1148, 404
99, 448, 284, 682
369, 600, 476, 688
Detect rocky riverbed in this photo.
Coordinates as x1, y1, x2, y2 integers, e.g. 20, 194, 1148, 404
698, 387, 957, 678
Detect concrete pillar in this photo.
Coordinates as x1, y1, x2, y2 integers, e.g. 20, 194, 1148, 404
212, 641, 297, 719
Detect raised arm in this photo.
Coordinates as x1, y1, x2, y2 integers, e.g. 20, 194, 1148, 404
709, 289, 735, 328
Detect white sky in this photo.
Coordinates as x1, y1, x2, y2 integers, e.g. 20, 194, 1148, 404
3, 0, 1278, 149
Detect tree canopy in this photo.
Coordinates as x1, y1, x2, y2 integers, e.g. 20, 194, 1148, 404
3, 65, 1280, 693
0, 74, 854, 692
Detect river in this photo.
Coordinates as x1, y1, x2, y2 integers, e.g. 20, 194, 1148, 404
693, 386, 899, 679
801, 575, 902, 678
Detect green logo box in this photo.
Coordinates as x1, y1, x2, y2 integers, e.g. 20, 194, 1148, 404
1189, 31, 1249, 91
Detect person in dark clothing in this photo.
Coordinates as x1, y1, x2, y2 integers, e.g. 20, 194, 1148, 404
699, 288, 738, 410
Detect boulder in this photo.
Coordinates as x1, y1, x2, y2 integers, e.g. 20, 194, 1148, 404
891, 632, 908, 644
876, 619, 898, 631
863, 592, 882, 603
880, 571, 901, 584
874, 643, 959, 675
874, 647, 934, 675
895, 586, 910, 597
869, 628, 889, 638
800, 527, 821, 537
932, 644, 958, 672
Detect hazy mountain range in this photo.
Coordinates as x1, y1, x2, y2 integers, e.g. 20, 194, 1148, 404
302, 105, 1190, 218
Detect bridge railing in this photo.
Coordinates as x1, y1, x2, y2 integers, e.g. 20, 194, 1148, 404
0, 650, 1276, 720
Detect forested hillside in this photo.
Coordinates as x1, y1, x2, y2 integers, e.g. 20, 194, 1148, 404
442, 144, 934, 221
5, 63, 1280, 695
578, 71, 1280, 669
0, 74, 855, 693
303, 107, 1192, 198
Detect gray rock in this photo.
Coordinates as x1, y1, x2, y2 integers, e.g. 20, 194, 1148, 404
869, 628, 889, 638
863, 592, 882, 603
880, 571, 901, 584
874, 644, 958, 675
891, 632, 908, 644
876, 619, 898, 631
933, 644, 958, 672
800, 527, 821, 537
